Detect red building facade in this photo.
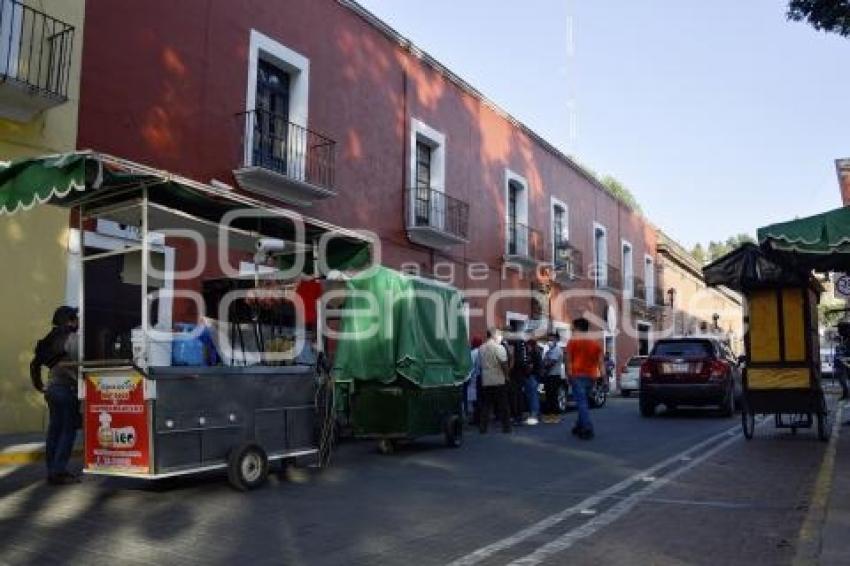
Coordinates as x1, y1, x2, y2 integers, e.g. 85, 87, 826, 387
77, 0, 663, 365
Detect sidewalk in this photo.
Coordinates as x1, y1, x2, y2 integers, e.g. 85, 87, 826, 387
817, 400, 850, 565
0, 431, 82, 466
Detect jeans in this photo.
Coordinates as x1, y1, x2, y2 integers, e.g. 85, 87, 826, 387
45, 384, 78, 476
543, 375, 563, 414
479, 385, 511, 433
570, 377, 593, 433
524, 375, 540, 417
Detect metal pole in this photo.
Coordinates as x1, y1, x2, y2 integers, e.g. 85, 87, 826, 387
141, 187, 149, 364
77, 204, 85, 386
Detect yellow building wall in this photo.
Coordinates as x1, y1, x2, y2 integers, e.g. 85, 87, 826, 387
0, 0, 85, 434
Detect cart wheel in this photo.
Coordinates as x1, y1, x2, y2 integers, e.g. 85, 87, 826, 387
742, 410, 755, 440
377, 439, 395, 455
227, 444, 269, 491
817, 412, 831, 442
444, 414, 463, 448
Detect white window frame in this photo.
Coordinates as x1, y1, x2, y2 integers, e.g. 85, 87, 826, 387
621, 240, 633, 297
244, 29, 310, 167
550, 196, 569, 266
644, 254, 655, 305
593, 222, 608, 288
505, 170, 530, 255
409, 118, 446, 229
506, 311, 529, 330
637, 321, 653, 355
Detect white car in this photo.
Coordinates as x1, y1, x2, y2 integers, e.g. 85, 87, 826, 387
619, 355, 646, 397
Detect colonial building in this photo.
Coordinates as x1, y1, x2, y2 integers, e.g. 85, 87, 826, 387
656, 231, 744, 353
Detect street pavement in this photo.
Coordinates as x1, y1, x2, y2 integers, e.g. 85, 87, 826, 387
0, 397, 830, 566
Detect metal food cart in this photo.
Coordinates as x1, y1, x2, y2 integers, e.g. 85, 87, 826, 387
0, 151, 370, 489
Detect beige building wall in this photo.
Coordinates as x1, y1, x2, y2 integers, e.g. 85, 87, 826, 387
656, 233, 744, 354
0, 0, 85, 434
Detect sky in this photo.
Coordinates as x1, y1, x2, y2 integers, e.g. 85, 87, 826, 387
356, 0, 849, 249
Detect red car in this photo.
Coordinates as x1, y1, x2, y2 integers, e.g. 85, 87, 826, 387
639, 337, 742, 417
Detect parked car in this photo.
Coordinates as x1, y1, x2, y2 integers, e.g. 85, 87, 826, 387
820, 347, 834, 378
639, 336, 742, 417
619, 355, 646, 397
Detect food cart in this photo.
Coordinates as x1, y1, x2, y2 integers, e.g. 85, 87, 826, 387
0, 151, 370, 489
704, 243, 827, 440
332, 266, 470, 454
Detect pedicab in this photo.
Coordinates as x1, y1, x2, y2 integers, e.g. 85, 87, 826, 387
703, 243, 829, 440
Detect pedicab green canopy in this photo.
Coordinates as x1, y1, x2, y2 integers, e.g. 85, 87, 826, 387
333, 266, 471, 388
758, 205, 850, 272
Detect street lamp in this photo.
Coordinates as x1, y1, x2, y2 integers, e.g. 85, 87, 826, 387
712, 312, 720, 330
666, 287, 676, 308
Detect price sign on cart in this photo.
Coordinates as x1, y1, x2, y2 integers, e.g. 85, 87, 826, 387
835, 273, 850, 299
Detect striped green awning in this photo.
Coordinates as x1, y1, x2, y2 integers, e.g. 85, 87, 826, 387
0, 151, 90, 214
758, 205, 850, 272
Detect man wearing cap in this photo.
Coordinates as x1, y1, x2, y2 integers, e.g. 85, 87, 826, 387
33, 306, 81, 485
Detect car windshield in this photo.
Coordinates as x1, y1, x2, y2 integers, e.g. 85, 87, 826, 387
652, 340, 713, 358
627, 357, 646, 367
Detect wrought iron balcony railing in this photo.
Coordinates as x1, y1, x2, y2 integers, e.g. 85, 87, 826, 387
553, 238, 583, 282
590, 262, 621, 290
507, 223, 545, 263
0, 0, 74, 99
238, 108, 336, 191
406, 186, 470, 241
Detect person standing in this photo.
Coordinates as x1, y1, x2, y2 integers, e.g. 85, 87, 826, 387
566, 318, 604, 440
466, 336, 483, 423
542, 332, 565, 422
30, 306, 81, 485
508, 333, 530, 426
523, 338, 543, 425
478, 329, 511, 434
834, 339, 849, 400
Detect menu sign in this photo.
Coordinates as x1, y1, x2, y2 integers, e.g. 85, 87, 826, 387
84, 371, 151, 474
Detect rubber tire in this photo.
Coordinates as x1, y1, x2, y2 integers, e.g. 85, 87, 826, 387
742, 410, 755, 440
589, 383, 607, 409
444, 414, 463, 448
639, 397, 655, 417
817, 412, 830, 442
227, 444, 269, 491
720, 387, 735, 418
557, 384, 568, 413
621, 390, 632, 398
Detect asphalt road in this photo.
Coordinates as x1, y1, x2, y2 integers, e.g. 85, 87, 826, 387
0, 397, 829, 566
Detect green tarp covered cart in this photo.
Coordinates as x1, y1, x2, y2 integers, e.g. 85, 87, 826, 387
332, 266, 471, 453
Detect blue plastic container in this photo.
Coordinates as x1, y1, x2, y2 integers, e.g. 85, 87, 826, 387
171, 323, 206, 366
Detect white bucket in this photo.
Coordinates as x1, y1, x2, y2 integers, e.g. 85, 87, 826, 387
131, 327, 173, 368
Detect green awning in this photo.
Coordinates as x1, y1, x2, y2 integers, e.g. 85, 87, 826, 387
0, 151, 370, 270
758, 205, 850, 272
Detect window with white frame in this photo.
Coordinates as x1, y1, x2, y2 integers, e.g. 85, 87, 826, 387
551, 197, 568, 269
645, 255, 655, 304
622, 241, 633, 296
245, 30, 310, 173
505, 170, 529, 255
409, 119, 446, 229
593, 223, 608, 287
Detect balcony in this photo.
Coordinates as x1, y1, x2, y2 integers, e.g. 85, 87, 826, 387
0, 0, 74, 121
405, 186, 470, 248
233, 108, 336, 206
630, 277, 651, 318
505, 223, 545, 267
590, 262, 621, 291
552, 239, 583, 284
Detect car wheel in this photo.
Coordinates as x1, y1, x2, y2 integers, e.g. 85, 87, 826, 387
443, 414, 463, 448
557, 384, 568, 413
589, 383, 607, 408
639, 396, 655, 417
227, 444, 269, 491
720, 386, 735, 418
621, 390, 631, 398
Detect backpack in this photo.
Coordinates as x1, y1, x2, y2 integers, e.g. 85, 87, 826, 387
29, 327, 70, 392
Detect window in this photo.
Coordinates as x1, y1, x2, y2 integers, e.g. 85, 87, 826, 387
622, 241, 633, 296
253, 59, 291, 170
505, 170, 529, 256
593, 223, 608, 287
645, 255, 655, 304
408, 119, 445, 229
551, 198, 568, 268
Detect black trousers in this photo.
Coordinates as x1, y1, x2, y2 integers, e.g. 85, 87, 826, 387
542, 374, 563, 414
479, 385, 511, 433
507, 377, 525, 421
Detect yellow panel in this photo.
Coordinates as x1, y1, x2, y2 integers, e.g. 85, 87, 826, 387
748, 367, 810, 389
749, 290, 780, 363
782, 288, 806, 362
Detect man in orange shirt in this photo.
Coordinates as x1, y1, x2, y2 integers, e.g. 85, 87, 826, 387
565, 317, 604, 440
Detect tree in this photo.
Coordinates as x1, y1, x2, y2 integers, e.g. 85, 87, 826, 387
787, 0, 850, 37
691, 243, 707, 264
600, 175, 642, 213
691, 233, 756, 263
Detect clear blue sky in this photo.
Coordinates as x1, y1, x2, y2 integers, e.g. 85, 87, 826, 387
357, 0, 849, 249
